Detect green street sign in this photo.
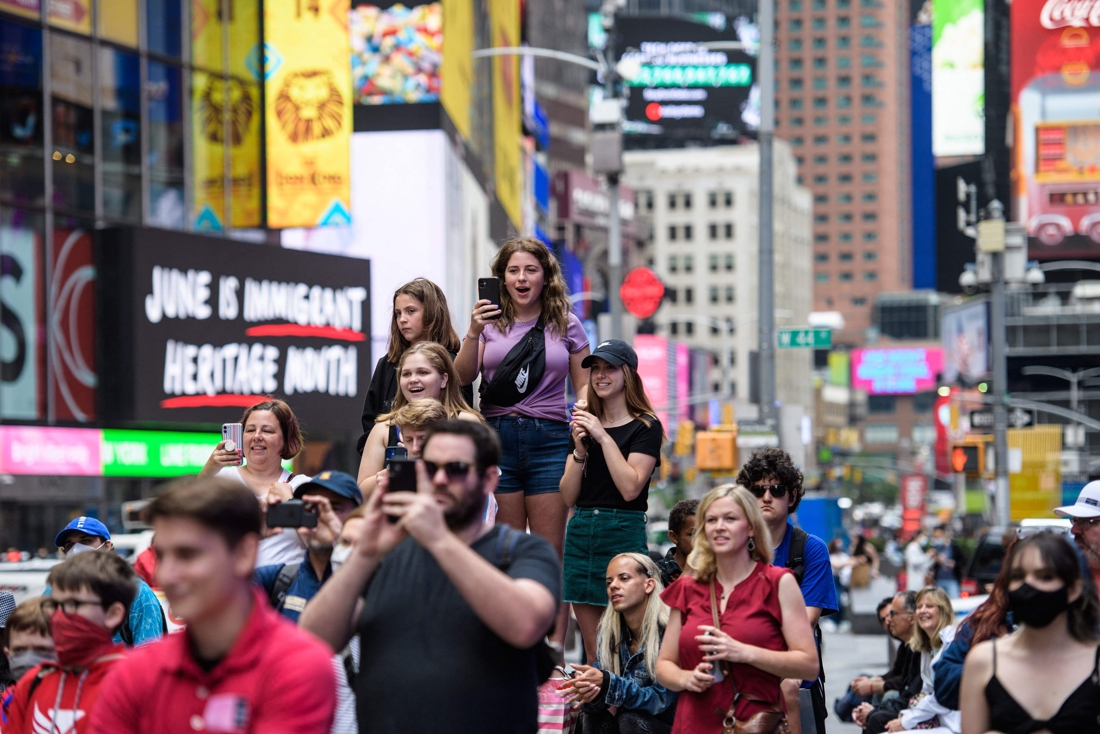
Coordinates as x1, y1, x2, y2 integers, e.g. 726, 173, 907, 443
777, 328, 832, 349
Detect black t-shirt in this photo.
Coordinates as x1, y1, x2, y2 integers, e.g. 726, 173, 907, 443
354, 525, 561, 734
572, 417, 663, 512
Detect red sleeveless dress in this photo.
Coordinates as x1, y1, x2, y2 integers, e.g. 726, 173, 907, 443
660, 562, 791, 733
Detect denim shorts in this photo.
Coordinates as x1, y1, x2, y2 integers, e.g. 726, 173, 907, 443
562, 507, 648, 606
485, 415, 571, 496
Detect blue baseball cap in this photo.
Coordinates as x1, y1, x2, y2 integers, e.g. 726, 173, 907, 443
55, 517, 111, 548
293, 471, 364, 507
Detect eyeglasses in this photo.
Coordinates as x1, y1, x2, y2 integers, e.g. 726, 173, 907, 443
1016, 525, 1075, 539
41, 598, 104, 615
749, 483, 789, 499
1070, 516, 1100, 529
423, 460, 474, 481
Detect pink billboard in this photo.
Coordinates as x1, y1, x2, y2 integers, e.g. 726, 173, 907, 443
851, 348, 944, 395
0, 426, 101, 476
675, 341, 690, 424
634, 334, 669, 428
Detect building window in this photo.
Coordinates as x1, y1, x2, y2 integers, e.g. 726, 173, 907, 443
814, 194, 829, 203
813, 116, 829, 126
837, 95, 852, 108
668, 226, 677, 241
644, 192, 654, 211
725, 253, 735, 270
684, 224, 693, 240
864, 423, 899, 445
813, 76, 827, 89
861, 133, 877, 143
813, 135, 829, 145
708, 191, 718, 208
861, 55, 880, 67
814, 233, 830, 243
861, 113, 877, 124
724, 222, 734, 239
685, 287, 694, 304
790, 39, 804, 51
669, 322, 679, 335
838, 174, 853, 183
868, 395, 896, 413
861, 34, 879, 47
861, 93, 878, 106
814, 214, 829, 223
863, 270, 878, 280
862, 212, 878, 222
838, 154, 853, 164
839, 252, 854, 261
815, 272, 830, 282
790, 58, 805, 72
792, 136, 804, 146
837, 36, 851, 48
913, 392, 936, 413
839, 212, 853, 222
668, 289, 678, 303
837, 56, 851, 67
812, 97, 827, 109
791, 117, 804, 127
790, 77, 804, 91
839, 272, 854, 281
862, 153, 877, 163
683, 192, 693, 210
837, 76, 852, 89
813, 37, 827, 49
813, 0, 827, 7
685, 322, 694, 336
724, 191, 733, 207
813, 155, 828, 164
837, 15, 851, 27
813, 174, 829, 184
790, 19, 804, 30
709, 223, 718, 239
813, 56, 828, 69
838, 0, 850, 6
862, 172, 877, 183
863, 251, 877, 261
852, 296, 867, 305
709, 253, 719, 272
725, 285, 735, 303
668, 193, 677, 209
791, 98, 804, 109
813, 17, 827, 29
790, 0, 803, 9
709, 286, 720, 304
839, 231, 854, 242
838, 193, 853, 203
669, 256, 678, 272
684, 254, 694, 272
815, 253, 829, 262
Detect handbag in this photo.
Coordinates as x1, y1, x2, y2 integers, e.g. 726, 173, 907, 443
709, 581, 791, 734
850, 561, 872, 589
479, 312, 547, 408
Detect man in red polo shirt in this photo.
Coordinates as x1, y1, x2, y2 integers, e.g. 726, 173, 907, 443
87, 477, 335, 734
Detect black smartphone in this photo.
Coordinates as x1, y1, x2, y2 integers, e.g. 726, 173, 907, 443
477, 277, 501, 320
385, 446, 408, 465
387, 457, 418, 494
266, 499, 318, 528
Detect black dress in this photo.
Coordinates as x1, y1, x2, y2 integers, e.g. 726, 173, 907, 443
985, 639, 1100, 734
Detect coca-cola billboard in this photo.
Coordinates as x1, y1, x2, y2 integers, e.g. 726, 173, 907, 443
1012, 0, 1100, 260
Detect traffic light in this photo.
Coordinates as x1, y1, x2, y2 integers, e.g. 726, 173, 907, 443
695, 432, 737, 471
950, 444, 983, 475
674, 421, 695, 457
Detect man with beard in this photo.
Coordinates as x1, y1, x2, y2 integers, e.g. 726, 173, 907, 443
301, 420, 560, 734
1055, 480, 1100, 591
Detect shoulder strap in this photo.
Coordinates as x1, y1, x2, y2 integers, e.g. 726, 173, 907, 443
269, 563, 301, 612
494, 526, 523, 569
786, 526, 809, 586
991, 637, 997, 674
119, 615, 134, 646
25, 666, 55, 702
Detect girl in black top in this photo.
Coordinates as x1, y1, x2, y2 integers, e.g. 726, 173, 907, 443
960, 532, 1100, 734
356, 278, 469, 453
561, 339, 664, 664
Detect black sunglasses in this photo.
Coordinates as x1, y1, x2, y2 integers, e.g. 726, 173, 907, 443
749, 483, 789, 499
423, 460, 474, 480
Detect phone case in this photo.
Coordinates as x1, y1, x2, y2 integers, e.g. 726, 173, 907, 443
222, 423, 243, 466
478, 278, 501, 320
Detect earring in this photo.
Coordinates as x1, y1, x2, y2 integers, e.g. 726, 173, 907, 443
747, 538, 756, 553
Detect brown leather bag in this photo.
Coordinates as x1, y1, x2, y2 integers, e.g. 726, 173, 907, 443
710, 581, 791, 734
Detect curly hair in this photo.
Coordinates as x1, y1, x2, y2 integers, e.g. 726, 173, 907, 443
668, 499, 700, 536
490, 237, 573, 337
736, 447, 806, 512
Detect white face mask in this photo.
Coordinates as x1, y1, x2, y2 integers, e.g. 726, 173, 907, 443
331, 544, 353, 573
64, 542, 103, 558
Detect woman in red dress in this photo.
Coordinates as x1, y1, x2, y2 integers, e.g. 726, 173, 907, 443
656, 484, 818, 732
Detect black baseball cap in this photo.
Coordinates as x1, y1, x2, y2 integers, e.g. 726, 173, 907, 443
293, 471, 364, 506
582, 339, 638, 370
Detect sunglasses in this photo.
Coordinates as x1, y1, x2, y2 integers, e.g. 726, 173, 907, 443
423, 460, 474, 480
749, 483, 789, 499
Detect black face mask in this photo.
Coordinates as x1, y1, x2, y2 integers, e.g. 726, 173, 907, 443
1008, 582, 1070, 629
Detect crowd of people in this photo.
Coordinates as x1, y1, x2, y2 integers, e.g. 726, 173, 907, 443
0, 236, 1097, 734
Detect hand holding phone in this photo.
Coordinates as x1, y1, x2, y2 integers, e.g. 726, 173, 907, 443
385, 446, 408, 465
266, 499, 318, 528
384, 457, 419, 524
221, 423, 243, 466
477, 277, 502, 321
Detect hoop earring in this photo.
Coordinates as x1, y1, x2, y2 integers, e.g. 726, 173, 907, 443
747, 538, 756, 553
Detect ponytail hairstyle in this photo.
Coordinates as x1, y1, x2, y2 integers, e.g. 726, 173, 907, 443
596, 553, 669, 679
586, 362, 666, 439
386, 278, 461, 363
490, 237, 572, 337
379, 342, 479, 422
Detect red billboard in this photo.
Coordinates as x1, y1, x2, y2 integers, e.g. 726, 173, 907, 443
1011, 0, 1100, 259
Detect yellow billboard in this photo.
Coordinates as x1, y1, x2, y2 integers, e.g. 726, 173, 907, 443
1008, 425, 1062, 521
49, 0, 91, 34
489, 0, 521, 231
264, 0, 352, 229
99, 0, 138, 47
440, 0, 473, 140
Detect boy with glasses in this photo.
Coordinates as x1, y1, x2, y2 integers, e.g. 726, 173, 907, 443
737, 448, 838, 734
3, 552, 134, 734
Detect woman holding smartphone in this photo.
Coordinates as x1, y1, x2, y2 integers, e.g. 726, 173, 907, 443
454, 237, 590, 558
357, 341, 481, 497
560, 339, 664, 663
199, 398, 310, 566
356, 278, 470, 454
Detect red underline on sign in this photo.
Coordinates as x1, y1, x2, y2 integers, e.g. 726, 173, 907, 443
243, 325, 366, 342
161, 395, 269, 409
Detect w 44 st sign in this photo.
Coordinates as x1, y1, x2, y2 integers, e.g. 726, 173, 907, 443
777, 328, 832, 349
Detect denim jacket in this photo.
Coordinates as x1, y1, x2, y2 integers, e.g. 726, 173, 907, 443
582, 627, 678, 717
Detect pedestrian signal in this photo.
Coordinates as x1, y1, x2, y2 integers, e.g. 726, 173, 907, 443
951, 444, 982, 475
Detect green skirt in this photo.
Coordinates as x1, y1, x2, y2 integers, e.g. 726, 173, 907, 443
562, 506, 648, 606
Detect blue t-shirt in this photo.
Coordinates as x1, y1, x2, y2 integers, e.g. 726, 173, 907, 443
771, 520, 839, 616
254, 559, 330, 623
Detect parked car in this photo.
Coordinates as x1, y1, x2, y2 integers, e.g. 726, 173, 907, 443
960, 518, 1072, 596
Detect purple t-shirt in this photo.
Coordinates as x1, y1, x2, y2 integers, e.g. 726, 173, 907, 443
480, 311, 589, 421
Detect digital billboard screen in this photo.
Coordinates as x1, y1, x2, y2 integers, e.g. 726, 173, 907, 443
616, 13, 759, 144
851, 348, 944, 395
351, 2, 442, 105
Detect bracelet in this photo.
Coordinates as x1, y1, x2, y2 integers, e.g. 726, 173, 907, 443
464, 333, 478, 341
572, 450, 586, 463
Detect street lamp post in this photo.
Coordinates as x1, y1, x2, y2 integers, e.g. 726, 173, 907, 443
1020, 366, 1100, 413
758, 0, 777, 427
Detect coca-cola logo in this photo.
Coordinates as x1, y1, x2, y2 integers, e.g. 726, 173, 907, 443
1041, 0, 1100, 29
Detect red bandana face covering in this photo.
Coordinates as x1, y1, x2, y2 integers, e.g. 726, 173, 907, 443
50, 609, 117, 669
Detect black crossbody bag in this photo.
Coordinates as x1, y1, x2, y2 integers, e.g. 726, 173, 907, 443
479, 313, 547, 409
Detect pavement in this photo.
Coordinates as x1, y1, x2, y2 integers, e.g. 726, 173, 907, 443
821, 626, 895, 734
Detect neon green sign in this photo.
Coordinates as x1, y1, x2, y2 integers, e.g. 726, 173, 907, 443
628, 64, 752, 88
101, 430, 221, 477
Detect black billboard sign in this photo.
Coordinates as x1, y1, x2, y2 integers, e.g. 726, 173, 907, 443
97, 228, 371, 433
617, 13, 759, 145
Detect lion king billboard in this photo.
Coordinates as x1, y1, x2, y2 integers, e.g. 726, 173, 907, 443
264, 0, 353, 229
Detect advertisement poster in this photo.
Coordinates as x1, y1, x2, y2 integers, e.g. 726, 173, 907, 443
440, 0, 473, 139
99, 0, 138, 47
617, 13, 759, 144
912, 0, 936, 289
0, 226, 41, 420
851, 347, 944, 394
932, 0, 984, 156
0, 0, 39, 21
265, 0, 353, 228
351, 2, 442, 104
942, 300, 988, 384
1012, 0, 1100, 259
98, 228, 371, 431
49, 228, 96, 422
490, 0, 522, 231
48, 0, 91, 34
635, 334, 670, 429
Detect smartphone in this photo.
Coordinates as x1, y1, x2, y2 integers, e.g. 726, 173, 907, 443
477, 277, 501, 320
704, 630, 724, 682
222, 423, 243, 466
266, 499, 318, 528
385, 457, 418, 524
385, 446, 408, 465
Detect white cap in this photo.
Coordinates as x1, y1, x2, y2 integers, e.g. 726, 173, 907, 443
1054, 480, 1100, 519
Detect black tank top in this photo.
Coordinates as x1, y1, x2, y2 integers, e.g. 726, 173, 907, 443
985, 638, 1100, 734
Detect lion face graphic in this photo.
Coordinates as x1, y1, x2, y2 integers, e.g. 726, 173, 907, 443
275, 70, 344, 144
198, 76, 255, 146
